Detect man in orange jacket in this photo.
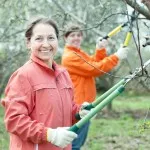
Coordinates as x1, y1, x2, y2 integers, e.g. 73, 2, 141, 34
61, 23, 128, 150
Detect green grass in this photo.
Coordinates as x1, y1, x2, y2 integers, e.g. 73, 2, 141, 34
0, 107, 9, 150
0, 92, 150, 150
82, 92, 150, 150
83, 118, 150, 150
113, 93, 150, 110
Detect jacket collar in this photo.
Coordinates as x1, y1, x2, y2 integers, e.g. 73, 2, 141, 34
30, 54, 64, 77
30, 53, 52, 69
65, 45, 81, 52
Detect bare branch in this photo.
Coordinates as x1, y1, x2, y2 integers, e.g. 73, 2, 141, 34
0, 29, 25, 41
50, 0, 86, 24
124, 0, 150, 19
50, 0, 105, 36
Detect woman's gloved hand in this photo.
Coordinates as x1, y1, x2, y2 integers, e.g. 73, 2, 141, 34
115, 46, 129, 60
79, 102, 90, 118
47, 127, 77, 148
96, 37, 109, 49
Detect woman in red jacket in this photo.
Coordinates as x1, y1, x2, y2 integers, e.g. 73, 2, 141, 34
1, 17, 88, 150
62, 23, 128, 150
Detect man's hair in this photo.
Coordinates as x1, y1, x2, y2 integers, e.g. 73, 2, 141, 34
64, 23, 83, 37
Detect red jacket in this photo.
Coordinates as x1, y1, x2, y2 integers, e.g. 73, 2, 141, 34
1, 54, 79, 150
61, 45, 119, 104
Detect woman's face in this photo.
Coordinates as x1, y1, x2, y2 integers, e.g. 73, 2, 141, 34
27, 23, 58, 65
65, 31, 83, 48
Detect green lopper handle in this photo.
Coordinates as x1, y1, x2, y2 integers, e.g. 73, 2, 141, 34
70, 85, 125, 133
75, 79, 126, 120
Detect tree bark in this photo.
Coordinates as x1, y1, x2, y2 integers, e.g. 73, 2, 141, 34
124, 0, 150, 19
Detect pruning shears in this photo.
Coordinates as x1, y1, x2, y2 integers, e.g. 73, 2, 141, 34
69, 59, 150, 133
123, 10, 139, 47
75, 10, 138, 120
102, 10, 138, 41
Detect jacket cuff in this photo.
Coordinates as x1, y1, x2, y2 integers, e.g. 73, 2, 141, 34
42, 127, 48, 142
95, 48, 107, 60
109, 54, 119, 63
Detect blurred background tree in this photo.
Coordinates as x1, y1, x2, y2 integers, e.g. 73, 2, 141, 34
0, 0, 150, 100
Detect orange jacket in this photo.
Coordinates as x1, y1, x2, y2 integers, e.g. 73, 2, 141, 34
1, 54, 79, 150
61, 45, 119, 104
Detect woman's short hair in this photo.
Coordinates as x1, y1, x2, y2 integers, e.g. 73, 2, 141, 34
64, 23, 83, 37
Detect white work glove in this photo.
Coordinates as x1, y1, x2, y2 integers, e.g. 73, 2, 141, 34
96, 37, 109, 49
47, 127, 77, 148
115, 46, 129, 60
79, 102, 90, 118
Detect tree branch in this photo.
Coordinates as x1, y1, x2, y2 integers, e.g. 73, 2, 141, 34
51, 0, 86, 24
124, 0, 150, 19
50, 0, 104, 35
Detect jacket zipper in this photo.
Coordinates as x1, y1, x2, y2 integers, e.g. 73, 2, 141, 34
56, 75, 64, 126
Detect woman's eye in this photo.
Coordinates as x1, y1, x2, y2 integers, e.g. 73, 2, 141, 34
36, 37, 42, 41
48, 36, 55, 40
70, 34, 76, 38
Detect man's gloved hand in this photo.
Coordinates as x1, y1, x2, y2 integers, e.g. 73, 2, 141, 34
79, 102, 90, 118
47, 127, 77, 148
115, 46, 129, 60
96, 37, 109, 49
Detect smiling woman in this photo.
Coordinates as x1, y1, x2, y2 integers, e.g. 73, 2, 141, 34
26, 19, 58, 68
1, 17, 80, 150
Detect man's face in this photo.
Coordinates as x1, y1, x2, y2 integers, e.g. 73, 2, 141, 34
65, 31, 83, 48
